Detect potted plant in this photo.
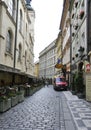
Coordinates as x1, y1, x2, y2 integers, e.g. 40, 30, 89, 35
8, 92, 18, 107
0, 95, 11, 112
74, 71, 84, 97
16, 91, 24, 103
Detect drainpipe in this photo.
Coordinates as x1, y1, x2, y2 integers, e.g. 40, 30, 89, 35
87, 0, 89, 61
69, 0, 73, 90
12, 0, 19, 85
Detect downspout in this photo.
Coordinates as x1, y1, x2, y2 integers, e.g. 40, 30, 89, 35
12, 0, 19, 85
69, 0, 72, 90
87, 0, 89, 61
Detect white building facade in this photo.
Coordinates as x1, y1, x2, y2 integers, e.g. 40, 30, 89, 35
39, 40, 56, 79
71, 0, 88, 72
0, 0, 35, 85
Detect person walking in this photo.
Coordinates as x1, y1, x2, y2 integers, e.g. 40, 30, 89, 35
45, 80, 49, 87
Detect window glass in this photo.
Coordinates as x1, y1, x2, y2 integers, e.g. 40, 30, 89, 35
18, 44, 22, 61
19, 10, 22, 32
8, 0, 15, 17
6, 30, 12, 53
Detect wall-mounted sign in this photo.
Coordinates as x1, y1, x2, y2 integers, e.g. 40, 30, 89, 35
86, 64, 90, 72
86, 74, 91, 101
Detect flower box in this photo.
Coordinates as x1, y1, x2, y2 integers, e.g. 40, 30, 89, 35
11, 96, 18, 107
0, 98, 11, 112
17, 91, 24, 103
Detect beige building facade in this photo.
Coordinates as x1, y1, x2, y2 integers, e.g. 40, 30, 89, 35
55, 31, 63, 76
34, 61, 39, 78
59, 0, 70, 82
0, 0, 35, 85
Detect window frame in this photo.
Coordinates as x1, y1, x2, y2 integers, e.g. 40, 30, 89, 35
6, 30, 12, 54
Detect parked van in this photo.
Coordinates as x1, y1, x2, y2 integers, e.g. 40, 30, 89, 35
53, 76, 68, 91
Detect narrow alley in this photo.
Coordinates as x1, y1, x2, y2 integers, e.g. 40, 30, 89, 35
0, 86, 91, 130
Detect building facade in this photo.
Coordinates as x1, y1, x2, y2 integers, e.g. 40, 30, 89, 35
39, 40, 56, 79
34, 61, 39, 78
70, 0, 88, 73
0, 0, 35, 86
59, 0, 70, 82
55, 31, 63, 77
69, 0, 91, 99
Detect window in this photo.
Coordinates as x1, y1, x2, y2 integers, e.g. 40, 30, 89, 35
19, 9, 23, 32
18, 44, 22, 61
82, 32, 85, 46
25, 51, 27, 71
6, 30, 12, 53
26, 23, 27, 39
8, 0, 15, 18
82, 0, 84, 7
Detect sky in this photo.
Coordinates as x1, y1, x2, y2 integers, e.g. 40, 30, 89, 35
31, 0, 63, 62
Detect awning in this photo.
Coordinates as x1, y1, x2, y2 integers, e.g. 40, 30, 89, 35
0, 64, 35, 78
0, 64, 20, 74
55, 64, 63, 69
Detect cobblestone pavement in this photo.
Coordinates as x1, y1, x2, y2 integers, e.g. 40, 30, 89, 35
0, 85, 76, 130
64, 91, 91, 130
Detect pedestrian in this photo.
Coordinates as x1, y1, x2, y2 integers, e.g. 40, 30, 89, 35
45, 80, 49, 87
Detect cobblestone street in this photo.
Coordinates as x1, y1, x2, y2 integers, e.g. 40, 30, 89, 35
1, 85, 91, 130
0, 85, 76, 130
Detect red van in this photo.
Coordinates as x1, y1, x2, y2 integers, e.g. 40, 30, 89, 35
53, 76, 68, 91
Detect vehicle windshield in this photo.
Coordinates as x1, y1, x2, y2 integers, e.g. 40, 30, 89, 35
56, 77, 65, 82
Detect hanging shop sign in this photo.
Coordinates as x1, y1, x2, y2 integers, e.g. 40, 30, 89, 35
55, 64, 63, 69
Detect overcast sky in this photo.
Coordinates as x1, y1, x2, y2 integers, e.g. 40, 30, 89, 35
31, 0, 63, 62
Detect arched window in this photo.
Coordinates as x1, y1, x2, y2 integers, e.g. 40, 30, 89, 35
19, 9, 23, 32
6, 30, 12, 53
8, 0, 15, 17
18, 44, 22, 61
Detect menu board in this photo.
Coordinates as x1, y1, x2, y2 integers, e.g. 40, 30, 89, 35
86, 74, 91, 101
